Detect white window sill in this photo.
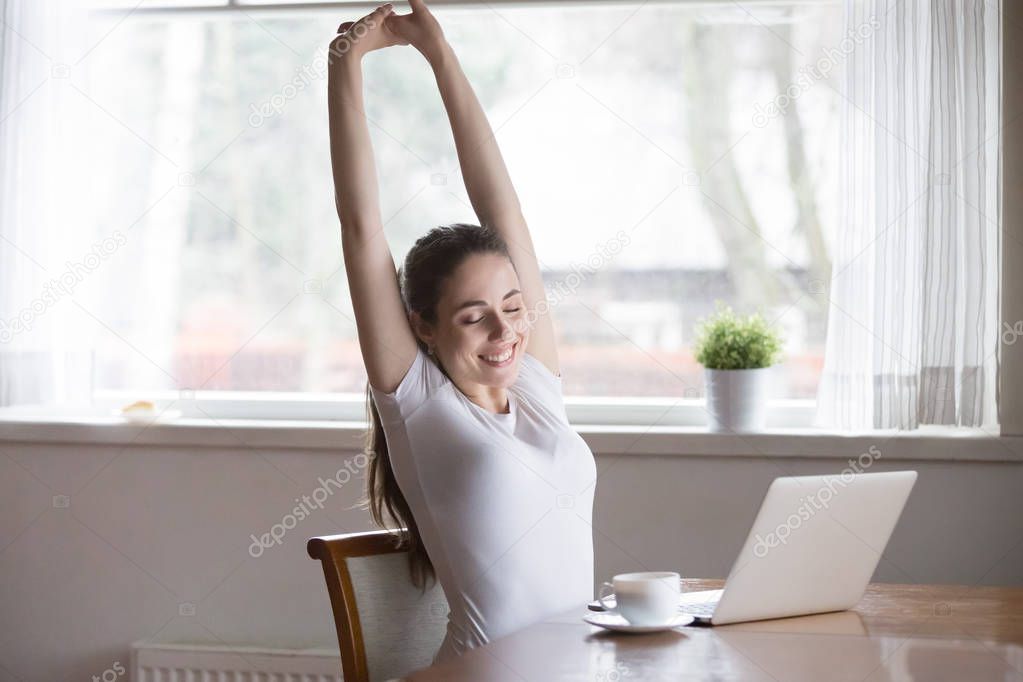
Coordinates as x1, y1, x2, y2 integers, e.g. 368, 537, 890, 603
0, 412, 1018, 463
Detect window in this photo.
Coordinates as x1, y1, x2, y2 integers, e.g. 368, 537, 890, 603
71, 0, 842, 422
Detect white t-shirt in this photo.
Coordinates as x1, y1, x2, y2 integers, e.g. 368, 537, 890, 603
369, 346, 597, 664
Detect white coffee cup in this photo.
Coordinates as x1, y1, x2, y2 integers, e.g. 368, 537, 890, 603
597, 571, 681, 626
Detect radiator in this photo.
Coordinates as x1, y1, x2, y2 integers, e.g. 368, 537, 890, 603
130, 642, 343, 682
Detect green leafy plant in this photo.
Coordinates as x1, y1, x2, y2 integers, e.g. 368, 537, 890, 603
692, 302, 784, 370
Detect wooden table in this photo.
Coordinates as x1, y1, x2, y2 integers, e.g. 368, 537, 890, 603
404, 580, 1023, 681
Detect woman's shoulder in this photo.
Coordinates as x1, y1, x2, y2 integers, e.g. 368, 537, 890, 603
514, 350, 567, 420
369, 345, 451, 422
518, 350, 562, 384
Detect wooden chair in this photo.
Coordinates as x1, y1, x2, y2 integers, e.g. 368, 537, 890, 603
307, 529, 449, 682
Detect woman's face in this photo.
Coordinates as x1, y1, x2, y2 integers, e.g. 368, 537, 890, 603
424, 252, 530, 389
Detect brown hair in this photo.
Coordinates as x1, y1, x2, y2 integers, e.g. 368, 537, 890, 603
361, 223, 512, 591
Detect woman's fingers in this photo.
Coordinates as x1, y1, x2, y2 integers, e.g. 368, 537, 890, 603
331, 4, 407, 56
337, 2, 390, 33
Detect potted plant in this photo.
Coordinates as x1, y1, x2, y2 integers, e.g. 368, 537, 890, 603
692, 302, 784, 432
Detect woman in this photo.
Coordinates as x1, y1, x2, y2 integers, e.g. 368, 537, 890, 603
327, 0, 597, 663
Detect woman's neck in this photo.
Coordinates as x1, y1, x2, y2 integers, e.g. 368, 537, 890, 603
462, 384, 510, 415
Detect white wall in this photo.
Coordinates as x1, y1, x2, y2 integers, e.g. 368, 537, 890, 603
1, 439, 1020, 681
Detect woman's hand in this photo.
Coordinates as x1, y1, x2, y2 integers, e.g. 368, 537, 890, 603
328, 3, 409, 64
384, 0, 448, 63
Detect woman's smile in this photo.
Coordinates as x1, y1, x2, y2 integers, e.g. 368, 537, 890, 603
479, 340, 518, 367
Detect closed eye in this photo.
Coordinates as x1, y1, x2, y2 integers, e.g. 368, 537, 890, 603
465, 308, 522, 325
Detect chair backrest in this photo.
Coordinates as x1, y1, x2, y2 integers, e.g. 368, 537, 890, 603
307, 529, 449, 682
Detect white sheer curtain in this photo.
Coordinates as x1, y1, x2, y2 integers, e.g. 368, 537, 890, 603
815, 0, 1001, 430
0, 0, 97, 408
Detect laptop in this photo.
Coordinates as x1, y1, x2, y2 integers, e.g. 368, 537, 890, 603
588, 470, 918, 625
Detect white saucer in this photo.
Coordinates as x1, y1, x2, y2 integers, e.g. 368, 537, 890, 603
583, 612, 694, 633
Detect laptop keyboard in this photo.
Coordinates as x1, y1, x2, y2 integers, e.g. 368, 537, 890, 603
678, 589, 723, 617
680, 600, 718, 617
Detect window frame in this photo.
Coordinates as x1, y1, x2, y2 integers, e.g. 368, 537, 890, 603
68, 0, 1019, 436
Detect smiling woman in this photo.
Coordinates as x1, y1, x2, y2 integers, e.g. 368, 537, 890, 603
325, 0, 599, 663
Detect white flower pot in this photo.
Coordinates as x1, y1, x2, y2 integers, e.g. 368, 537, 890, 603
703, 366, 773, 433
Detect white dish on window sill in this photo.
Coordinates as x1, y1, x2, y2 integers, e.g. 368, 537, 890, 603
112, 409, 182, 423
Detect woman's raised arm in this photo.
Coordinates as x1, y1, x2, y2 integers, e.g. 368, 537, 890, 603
328, 7, 401, 230
389, 0, 561, 377
328, 7, 419, 393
